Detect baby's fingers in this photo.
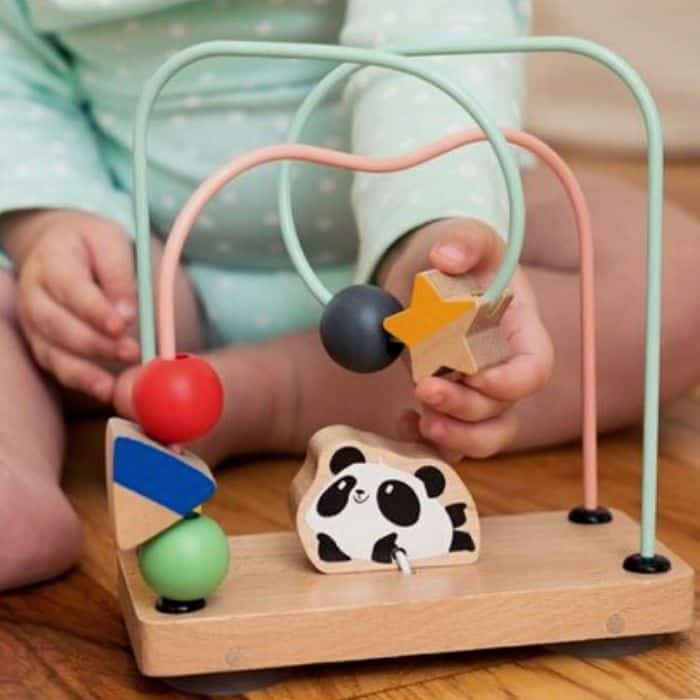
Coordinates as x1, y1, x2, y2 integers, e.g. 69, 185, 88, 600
428, 219, 505, 280
467, 294, 554, 402
419, 407, 518, 459
415, 376, 509, 422
27, 335, 115, 402
87, 228, 137, 317
397, 409, 462, 464
62, 277, 129, 337
25, 292, 138, 363
465, 352, 551, 403
44, 265, 128, 337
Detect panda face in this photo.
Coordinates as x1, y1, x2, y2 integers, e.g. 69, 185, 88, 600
317, 469, 421, 526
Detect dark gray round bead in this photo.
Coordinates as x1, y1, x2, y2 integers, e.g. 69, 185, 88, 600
320, 285, 404, 373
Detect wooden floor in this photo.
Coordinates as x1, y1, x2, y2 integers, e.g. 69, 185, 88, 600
2, 153, 700, 699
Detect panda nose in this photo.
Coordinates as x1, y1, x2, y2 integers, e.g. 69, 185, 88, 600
353, 488, 369, 503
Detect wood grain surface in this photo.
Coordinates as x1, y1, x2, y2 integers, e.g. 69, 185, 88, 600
1, 155, 700, 699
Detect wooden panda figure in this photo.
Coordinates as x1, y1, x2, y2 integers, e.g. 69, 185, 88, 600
290, 425, 480, 573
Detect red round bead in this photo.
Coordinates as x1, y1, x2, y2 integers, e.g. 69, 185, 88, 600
133, 354, 224, 444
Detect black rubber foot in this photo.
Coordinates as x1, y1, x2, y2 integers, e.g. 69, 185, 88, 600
623, 553, 671, 574
546, 634, 663, 659
165, 669, 293, 695
156, 597, 206, 614
568, 506, 613, 525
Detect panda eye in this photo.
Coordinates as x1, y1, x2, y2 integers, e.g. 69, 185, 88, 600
377, 479, 420, 527
317, 475, 357, 517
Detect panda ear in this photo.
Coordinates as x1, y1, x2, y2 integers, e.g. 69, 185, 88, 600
415, 466, 446, 498
329, 446, 366, 474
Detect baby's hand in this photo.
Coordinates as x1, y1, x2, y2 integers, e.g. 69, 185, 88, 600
5, 209, 139, 401
379, 218, 553, 461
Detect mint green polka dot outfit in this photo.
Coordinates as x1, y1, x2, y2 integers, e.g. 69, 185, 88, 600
0, 0, 529, 347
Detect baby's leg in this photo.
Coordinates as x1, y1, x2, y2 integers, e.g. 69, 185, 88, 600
116, 259, 415, 462
116, 322, 414, 463
0, 269, 82, 590
512, 166, 700, 449
194, 332, 414, 461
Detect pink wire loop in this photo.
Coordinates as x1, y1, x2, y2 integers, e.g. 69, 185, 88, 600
158, 128, 598, 510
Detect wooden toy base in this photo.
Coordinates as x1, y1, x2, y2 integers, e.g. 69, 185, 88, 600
117, 509, 693, 678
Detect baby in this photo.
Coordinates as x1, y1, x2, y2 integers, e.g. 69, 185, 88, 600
1, 0, 699, 592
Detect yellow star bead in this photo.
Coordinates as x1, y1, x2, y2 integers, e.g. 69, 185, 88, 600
383, 272, 477, 348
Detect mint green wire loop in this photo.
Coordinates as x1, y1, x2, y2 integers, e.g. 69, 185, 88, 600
277, 60, 523, 306
132, 37, 664, 560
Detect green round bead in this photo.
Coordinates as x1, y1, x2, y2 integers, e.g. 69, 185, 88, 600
138, 514, 230, 602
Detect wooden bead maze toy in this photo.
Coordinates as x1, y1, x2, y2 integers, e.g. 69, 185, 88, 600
107, 38, 694, 680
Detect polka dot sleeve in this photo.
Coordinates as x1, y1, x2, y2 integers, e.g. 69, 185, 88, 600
340, 0, 529, 283
0, 6, 133, 246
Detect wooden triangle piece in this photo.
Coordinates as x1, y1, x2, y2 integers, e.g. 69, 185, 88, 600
106, 418, 216, 551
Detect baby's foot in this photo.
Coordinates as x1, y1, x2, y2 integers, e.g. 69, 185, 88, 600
112, 363, 140, 422
0, 461, 82, 590
114, 346, 294, 464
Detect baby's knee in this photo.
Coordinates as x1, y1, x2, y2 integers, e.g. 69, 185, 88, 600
0, 466, 82, 590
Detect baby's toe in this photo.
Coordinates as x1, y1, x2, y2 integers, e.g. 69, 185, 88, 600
113, 365, 139, 419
